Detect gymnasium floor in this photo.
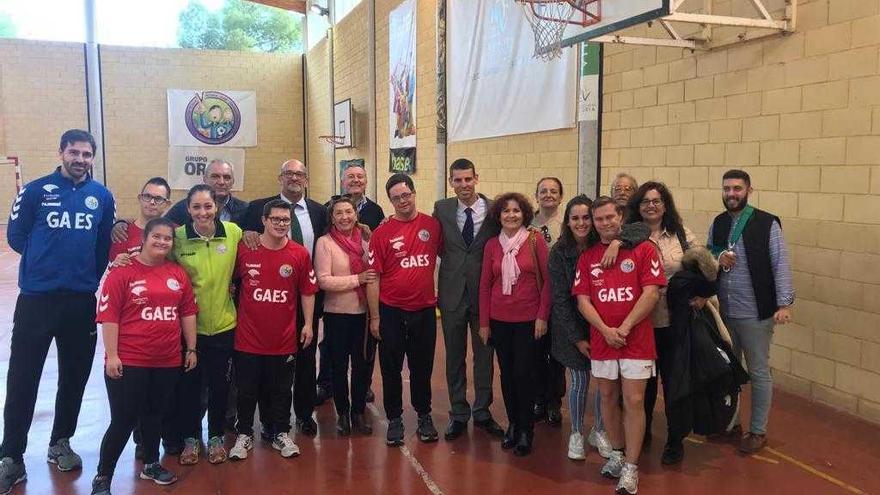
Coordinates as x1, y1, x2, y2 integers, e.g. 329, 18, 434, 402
0, 232, 878, 495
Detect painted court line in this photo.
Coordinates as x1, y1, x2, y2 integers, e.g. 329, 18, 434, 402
765, 447, 867, 495
367, 403, 445, 495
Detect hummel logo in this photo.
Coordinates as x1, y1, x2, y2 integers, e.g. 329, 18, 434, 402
308, 270, 317, 285
574, 269, 581, 286
650, 268, 661, 277
247, 269, 260, 277
99, 303, 109, 312
101, 294, 109, 303
368, 250, 375, 265
651, 259, 660, 269
590, 267, 603, 278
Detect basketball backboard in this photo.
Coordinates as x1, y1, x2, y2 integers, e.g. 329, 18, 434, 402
333, 99, 354, 149
561, 0, 669, 48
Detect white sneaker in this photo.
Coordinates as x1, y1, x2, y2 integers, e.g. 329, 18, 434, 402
229, 434, 253, 461
567, 432, 586, 460
273, 432, 300, 458
616, 462, 639, 494
601, 450, 625, 479
588, 426, 613, 459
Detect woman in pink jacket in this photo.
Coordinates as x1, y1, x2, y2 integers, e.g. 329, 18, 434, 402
314, 197, 378, 437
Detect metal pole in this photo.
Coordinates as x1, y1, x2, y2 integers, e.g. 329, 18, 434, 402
367, 0, 378, 200
84, 0, 106, 184
436, 0, 448, 200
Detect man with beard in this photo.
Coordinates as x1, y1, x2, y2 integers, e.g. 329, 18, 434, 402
610, 173, 638, 208
1, 129, 116, 494
707, 169, 794, 454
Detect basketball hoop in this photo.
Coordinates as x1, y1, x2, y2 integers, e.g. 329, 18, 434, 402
318, 135, 346, 146
516, 0, 602, 60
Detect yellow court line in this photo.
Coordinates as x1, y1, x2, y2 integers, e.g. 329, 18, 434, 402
750, 454, 780, 465
765, 447, 867, 495
684, 437, 705, 444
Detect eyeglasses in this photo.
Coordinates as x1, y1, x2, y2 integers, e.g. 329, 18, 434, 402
138, 193, 170, 205
639, 198, 664, 207
613, 185, 635, 194
267, 216, 292, 226
389, 192, 414, 204
280, 171, 308, 179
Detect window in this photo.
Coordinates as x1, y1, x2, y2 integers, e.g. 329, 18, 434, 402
333, 0, 360, 23
0, 0, 86, 43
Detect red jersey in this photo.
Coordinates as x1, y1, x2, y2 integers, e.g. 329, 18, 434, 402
109, 221, 144, 261
235, 240, 318, 355
96, 258, 198, 367
571, 242, 666, 360
368, 213, 441, 311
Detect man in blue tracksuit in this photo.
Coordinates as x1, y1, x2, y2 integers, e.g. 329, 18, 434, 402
0, 129, 116, 495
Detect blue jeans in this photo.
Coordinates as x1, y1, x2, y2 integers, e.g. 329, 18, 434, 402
568, 368, 604, 434
725, 317, 775, 435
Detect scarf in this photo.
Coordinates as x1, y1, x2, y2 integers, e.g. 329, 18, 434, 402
329, 225, 367, 301
499, 227, 529, 295
709, 204, 754, 257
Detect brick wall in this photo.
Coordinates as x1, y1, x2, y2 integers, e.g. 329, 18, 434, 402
601, 0, 880, 423
306, 37, 334, 201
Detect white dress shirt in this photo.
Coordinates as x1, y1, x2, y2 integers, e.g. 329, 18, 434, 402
280, 194, 315, 258
456, 196, 487, 238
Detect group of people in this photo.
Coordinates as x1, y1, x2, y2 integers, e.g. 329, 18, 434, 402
0, 129, 794, 495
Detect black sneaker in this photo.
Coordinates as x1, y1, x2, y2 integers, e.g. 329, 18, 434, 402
91, 475, 111, 495
386, 417, 404, 447
0, 457, 27, 495
139, 462, 177, 486
547, 406, 562, 427
661, 440, 684, 465
417, 414, 439, 443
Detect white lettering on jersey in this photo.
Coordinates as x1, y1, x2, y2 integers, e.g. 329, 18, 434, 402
253, 288, 289, 303
141, 306, 179, 321
597, 287, 634, 303
46, 211, 93, 230
400, 254, 430, 269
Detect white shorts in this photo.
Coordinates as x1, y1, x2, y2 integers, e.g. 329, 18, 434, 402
591, 359, 656, 380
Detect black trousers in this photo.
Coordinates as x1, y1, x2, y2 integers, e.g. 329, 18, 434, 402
317, 335, 333, 391
324, 313, 373, 416
235, 351, 295, 436
491, 319, 537, 435
0, 293, 97, 461
178, 331, 234, 439
534, 325, 566, 410
645, 326, 691, 443
378, 304, 436, 420
293, 309, 320, 422
97, 366, 179, 475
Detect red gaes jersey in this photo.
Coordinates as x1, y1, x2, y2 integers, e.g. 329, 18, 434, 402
96, 258, 198, 367
571, 242, 667, 360
368, 213, 441, 311
235, 240, 318, 355
109, 221, 144, 261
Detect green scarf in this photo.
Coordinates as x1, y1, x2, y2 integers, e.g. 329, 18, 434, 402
710, 204, 754, 257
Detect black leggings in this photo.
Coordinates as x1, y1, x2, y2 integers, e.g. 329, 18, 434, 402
178, 331, 234, 439
234, 351, 295, 436
324, 312, 373, 416
490, 320, 537, 434
97, 366, 179, 476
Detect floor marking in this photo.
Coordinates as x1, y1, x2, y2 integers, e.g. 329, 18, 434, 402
765, 447, 866, 495
684, 437, 705, 444
367, 404, 444, 495
750, 454, 780, 465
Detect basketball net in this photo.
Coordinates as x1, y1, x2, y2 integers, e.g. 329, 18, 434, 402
516, 0, 601, 61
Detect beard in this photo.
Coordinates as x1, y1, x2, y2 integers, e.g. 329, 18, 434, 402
724, 194, 749, 212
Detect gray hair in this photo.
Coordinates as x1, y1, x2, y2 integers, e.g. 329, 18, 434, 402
610, 172, 638, 194
207, 159, 234, 174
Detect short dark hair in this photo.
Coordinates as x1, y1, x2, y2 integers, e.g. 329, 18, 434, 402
59, 129, 96, 154
626, 181, 685, 235
262, 198, 291, 218
722, 169, 751, 187
490, 192, 535, 227
141, 177, 171, 199
143, 217, 176, 241
591, 195, 623, 215
385, 173, 415, 196
556, 194, 594, 251
536, 176, 564, 197
449, 158, 476, 177
186, 184, 216, 206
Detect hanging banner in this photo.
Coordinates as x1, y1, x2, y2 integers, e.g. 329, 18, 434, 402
448, 0, 577, 142
389, 0, 417, 168
168, 147, 245, 191
390, 148, 417, 174
167, 89, 257, 147
579, 43, 600, 122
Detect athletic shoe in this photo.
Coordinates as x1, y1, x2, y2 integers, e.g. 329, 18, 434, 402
352, 413, 373, 435
588, 426, 613, 459
601, 450, 625, 479
547, 406, 562, 427
386, 417, 404, 447
91, 474, 111, 495
207, 436, 227, 464
567, 432, 586, 460
417, 414, 439, 443
0, 457, 26, 495
661, 440, 684, 465
179, 438, 200, 465
47, 438, 82, 471
739, 432, 767, 454
273, 433, 300, 458
229, 434, 253, 461
139, 462, 177, 485
616, 462, 639, 494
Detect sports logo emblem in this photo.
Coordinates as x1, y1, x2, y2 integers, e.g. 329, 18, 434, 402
650, 258, 661, 277
620, 258, 635, 273
216, 244, 228, 254
574, 269, 581, 286
166, 278, 181, 291
43, 184, 59, 193
131, 286, 148, 296
85, 196, 99, 210
99, 293, 109, 312
308, 269, 317, 285
279, 264, 293, 278
418, 229, 430, 242
247, 269, 260, 277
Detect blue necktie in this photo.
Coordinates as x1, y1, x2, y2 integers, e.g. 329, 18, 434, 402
463, 207, 474, 246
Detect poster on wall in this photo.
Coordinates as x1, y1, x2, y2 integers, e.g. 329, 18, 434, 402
390, 148, 416, 174
448, 0, 577, 141
167, 89, 257, 147
389, 0, 417, 171
578, 43, 600, 122
168, 147, 245, 191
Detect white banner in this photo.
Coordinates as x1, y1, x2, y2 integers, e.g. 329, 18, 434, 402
448, 0, 577, 142
389, 0, 417, 150
579, 43, 601, 121
168, 147, 245, 191
167, 89, 257, 147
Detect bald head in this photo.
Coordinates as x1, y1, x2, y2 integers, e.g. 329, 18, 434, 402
279, 158, 308, 201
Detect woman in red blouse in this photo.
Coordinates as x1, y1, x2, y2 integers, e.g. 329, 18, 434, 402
479, 192, 551, 457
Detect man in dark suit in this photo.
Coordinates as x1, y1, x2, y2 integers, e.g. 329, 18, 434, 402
434, 159, 504, 440
238, 159, 327, 437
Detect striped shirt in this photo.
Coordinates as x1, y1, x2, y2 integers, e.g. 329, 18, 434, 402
707, 214, 794, 319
